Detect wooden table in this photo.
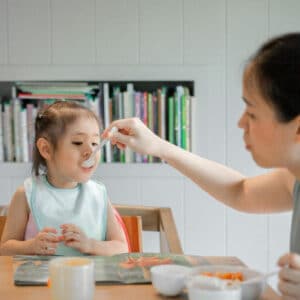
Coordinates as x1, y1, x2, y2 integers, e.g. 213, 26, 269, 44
0, 256, 280, 299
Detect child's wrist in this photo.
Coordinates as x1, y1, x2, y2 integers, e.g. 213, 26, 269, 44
83, 238, 94, 254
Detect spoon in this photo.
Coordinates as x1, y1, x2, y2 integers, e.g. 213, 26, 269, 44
82, 126, 117, 168
241, 270, 278, 285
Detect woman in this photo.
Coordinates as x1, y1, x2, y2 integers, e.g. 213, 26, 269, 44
104, 33, 300, 298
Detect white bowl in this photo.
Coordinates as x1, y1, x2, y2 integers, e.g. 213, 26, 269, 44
186, 275, 242, 300
150, 264, 191, 296
189, 265, 266, 300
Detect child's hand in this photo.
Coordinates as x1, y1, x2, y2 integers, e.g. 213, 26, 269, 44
60, 224, 91, 253
31, 227, 62, 255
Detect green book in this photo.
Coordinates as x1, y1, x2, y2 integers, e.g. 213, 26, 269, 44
147, 93, 153, 162
181, 94, 187, 149
168, 97, 175, 144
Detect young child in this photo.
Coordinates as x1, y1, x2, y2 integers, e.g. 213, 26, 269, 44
0, 101, 128, 256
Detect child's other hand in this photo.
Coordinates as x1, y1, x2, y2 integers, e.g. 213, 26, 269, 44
31, 227, 62, 255
60, 224, 90, 253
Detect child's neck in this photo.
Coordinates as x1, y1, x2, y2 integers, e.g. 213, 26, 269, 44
45, 174, 79, 189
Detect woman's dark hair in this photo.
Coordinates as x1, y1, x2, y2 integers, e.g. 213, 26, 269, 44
247, 32, 300, 122
32, 101, 100, 176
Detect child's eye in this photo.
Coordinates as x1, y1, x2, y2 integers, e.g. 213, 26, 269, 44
72, 141, 83, 146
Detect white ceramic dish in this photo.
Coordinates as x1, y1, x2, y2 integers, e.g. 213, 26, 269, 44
150, 264, 191, 296
186, 275, 241, 300
189, 265, 266, 300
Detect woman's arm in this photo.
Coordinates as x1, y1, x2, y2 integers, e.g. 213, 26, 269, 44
104, 118, 294, 214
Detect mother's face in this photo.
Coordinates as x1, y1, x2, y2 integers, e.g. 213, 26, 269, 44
238, 67, 300, 169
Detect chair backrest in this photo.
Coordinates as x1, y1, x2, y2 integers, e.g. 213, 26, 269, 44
121, 216, 143, 252
0, 206, 143, 253
0, 216, 5, 240
114, 204, 183, 254
113, 207, 143, 252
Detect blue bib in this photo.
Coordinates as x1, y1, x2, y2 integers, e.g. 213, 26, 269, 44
24, 175, 108, 256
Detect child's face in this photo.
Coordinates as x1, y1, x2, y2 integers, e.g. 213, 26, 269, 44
47, 116, 101, 188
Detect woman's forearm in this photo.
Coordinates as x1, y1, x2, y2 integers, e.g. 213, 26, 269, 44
158, 140, 245, 209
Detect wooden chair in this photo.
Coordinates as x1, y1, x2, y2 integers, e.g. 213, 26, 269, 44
0, 204, 183, 254
0, 205, 143, 253
114, 204, 183, 254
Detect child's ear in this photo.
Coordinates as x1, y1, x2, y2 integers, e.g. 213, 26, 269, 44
36, 137, 52, 160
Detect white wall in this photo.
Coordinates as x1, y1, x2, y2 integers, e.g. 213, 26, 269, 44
0, 0, 299, 276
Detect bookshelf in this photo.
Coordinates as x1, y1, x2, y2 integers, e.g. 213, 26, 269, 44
0, 80, 194, 164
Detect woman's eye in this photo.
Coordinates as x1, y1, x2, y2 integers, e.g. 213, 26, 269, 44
92, 142, 99, 147
246, 112, 256, 119
72, 141, 83, 146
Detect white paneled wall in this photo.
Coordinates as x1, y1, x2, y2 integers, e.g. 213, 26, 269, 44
0, 0, 7, 64
52, 0, 96, 64
8, 0, 51, 64
1, 0, 300, 276
226, 0, 270, 272
96, 0, 139, 64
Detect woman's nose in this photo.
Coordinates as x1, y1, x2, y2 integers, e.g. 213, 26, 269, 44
238, 111, 247, 129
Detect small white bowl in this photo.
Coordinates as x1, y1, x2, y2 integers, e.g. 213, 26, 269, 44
150, 264, 191, 296
189, 265, 265, 300
186, 275, 241, 300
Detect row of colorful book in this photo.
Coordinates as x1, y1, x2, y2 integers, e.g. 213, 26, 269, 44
0, 81, 194, 163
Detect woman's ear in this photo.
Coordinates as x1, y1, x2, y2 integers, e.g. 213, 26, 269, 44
36, 137, 52, 160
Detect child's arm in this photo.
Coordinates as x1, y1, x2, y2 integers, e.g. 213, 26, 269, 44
0, 186, 61, 255
61, 201, 128, 256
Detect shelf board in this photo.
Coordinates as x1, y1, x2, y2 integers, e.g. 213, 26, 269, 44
0, 162, 184, 178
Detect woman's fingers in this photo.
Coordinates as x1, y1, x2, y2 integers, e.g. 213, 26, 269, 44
278, 253, 300, 299
280, 266, 300, 283
278, 253, 300, 269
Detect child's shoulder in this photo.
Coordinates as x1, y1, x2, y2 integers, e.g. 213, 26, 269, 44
11, 184, 27, 208
84, 179, 107, 197
86, 179, 106, 190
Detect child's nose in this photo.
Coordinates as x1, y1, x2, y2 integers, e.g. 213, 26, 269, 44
83, 145, 93, 158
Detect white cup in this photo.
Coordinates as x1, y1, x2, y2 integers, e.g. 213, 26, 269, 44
49, 257, 95, 300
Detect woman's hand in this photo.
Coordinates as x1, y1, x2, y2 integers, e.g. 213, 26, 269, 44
278, 252, 300, 299
60, 224, 91, 253
102, 118, 164, 158
30, 227, 62, 255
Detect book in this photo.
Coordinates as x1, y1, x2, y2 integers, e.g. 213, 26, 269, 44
17, 93, 87, 100
103, 83, 112, 163
167, 96, 175, 144
0, 99, 4, 161
13, 98, 21, 162
3, 101, 13, 161
123, 83, 135, 163
20, 107, 29, 162
13, 253, 216, 286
